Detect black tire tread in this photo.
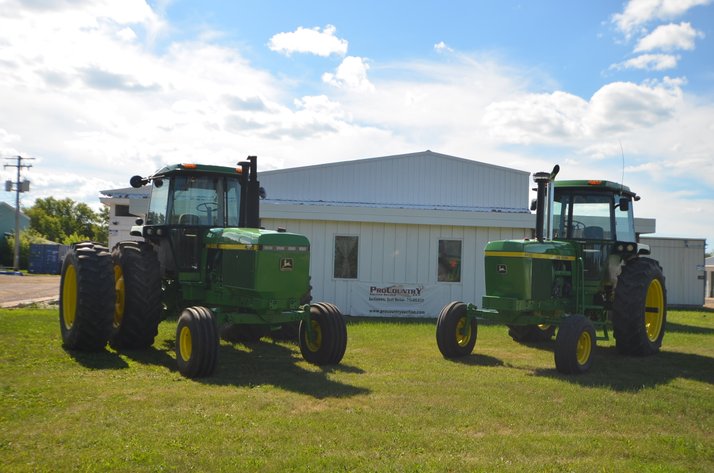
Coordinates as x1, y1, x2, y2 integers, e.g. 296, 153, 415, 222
612, 257, 667, 356
554, 314, 596, 374
175, 306, 219, 378
110, 241, 163, 349
59, 242, 114, 351
299, 302, 347, 365
436, 301, 477, 358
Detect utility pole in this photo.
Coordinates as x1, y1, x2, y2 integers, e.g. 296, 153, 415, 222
4, 156, 34, 271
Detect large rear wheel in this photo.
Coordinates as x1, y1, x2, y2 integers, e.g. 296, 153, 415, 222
176, 306, 219, 378
110, 241, 162, 349
613, 257, 667, 356
59, 242, 114, 351
436, 302, 477, 358
299, 303, 347, 365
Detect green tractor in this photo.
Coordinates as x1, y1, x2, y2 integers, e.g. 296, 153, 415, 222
436, 165, 666, 374
59, 156, 347, 377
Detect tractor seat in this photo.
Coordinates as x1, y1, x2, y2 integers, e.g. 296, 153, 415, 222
178, 213, 200, 225
583, 226, 604, 240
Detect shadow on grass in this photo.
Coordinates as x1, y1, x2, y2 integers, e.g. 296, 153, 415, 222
665, 322, 714, 335
444, 353, 505, 367
533, 346, 714, 391
65, 348, 129, 370
116, 345, 178, 373
144, 337, 369, 399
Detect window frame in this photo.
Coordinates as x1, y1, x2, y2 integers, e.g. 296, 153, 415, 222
333, 234, 359, 279
438, 238, 462, 283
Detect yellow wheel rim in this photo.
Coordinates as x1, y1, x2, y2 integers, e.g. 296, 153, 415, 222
179, 326, 192, 362
113, 264, 125, 328
645, 278, 664, 342
305, 320, 322, 352
62, 264, 77, 330
576, 330, 592, 366
455, 316, 472, 347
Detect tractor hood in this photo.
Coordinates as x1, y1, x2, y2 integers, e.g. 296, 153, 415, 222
485, 239, 576, 260
205, 228, 310, 250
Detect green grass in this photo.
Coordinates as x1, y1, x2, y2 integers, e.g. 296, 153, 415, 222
1, 308, 712, 472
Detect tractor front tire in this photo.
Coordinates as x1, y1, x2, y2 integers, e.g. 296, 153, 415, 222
613, 257, 667, 356
110, 241, 163, 350
299, 303, 347, 365
436, 301, 477, 358
176, 306, 219, 378
554, 314, 595, 374
507, 324, 555, 343
59, 242, 115, 351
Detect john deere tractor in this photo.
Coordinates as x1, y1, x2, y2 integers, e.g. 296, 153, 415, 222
59, 156, 347, 377
436, 165, 666, 374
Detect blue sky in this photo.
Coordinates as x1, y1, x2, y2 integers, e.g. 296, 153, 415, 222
0, 0, 713, 248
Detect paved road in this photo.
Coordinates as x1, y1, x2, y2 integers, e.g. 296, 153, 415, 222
0, 274, 61, 308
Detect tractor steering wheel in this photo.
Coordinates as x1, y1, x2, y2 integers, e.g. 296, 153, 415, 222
196, 202, 219, 213
568, 220, 586, 237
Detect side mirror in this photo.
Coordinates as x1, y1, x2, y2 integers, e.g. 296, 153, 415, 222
619, 198, 630, 211
135, 218, 144, 226
259, 187, 267, 200
130, 175, 147, 188
530, 198, 537, 211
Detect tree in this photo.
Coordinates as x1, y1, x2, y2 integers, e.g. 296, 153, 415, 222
23, 197, 108, 245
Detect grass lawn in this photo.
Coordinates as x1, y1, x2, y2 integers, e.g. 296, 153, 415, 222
1, 307, 712, 472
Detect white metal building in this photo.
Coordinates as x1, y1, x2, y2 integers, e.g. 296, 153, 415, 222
258, 151, 533, 316
100, 186, 149, 246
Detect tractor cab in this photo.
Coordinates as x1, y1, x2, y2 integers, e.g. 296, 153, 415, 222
551, 180, 637, 243
130, 158, 261, 277
549, 179, 646, 283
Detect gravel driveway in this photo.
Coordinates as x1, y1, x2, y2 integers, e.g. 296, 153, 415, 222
0, 274, 61, 308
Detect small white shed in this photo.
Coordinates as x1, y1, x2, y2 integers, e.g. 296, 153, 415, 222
639, 236, 707, 307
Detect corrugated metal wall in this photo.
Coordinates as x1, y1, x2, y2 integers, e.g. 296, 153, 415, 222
260, 151, 529, 211
640, 236, 706, 306
263, 217, 530, 316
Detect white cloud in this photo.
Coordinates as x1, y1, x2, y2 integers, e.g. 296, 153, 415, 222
483, 78, 684, 143
268, 25, 348, 57
612, 0, 712, 35
434, 41, 453, 53
611, 53, 679, 71
322, 56, 374, 91
634, 22, 704, 51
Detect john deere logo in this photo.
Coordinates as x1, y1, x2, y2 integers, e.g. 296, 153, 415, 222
280, 258, 294, 271
497, 264, 507, 274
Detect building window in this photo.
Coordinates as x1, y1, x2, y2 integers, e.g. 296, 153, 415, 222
438, 239, 462, 282
334, 235, 358, 279
114, 204, 134, 217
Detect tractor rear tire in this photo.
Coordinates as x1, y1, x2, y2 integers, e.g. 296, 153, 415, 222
507, 324, 555, 343
613, 257, 666, 356
554, 314, 595, 374
299, 303, 347, 365
59, 242, 115, 351
436, 301, 477, 358
110, 241, 163, 350
176, 306, 219, 378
